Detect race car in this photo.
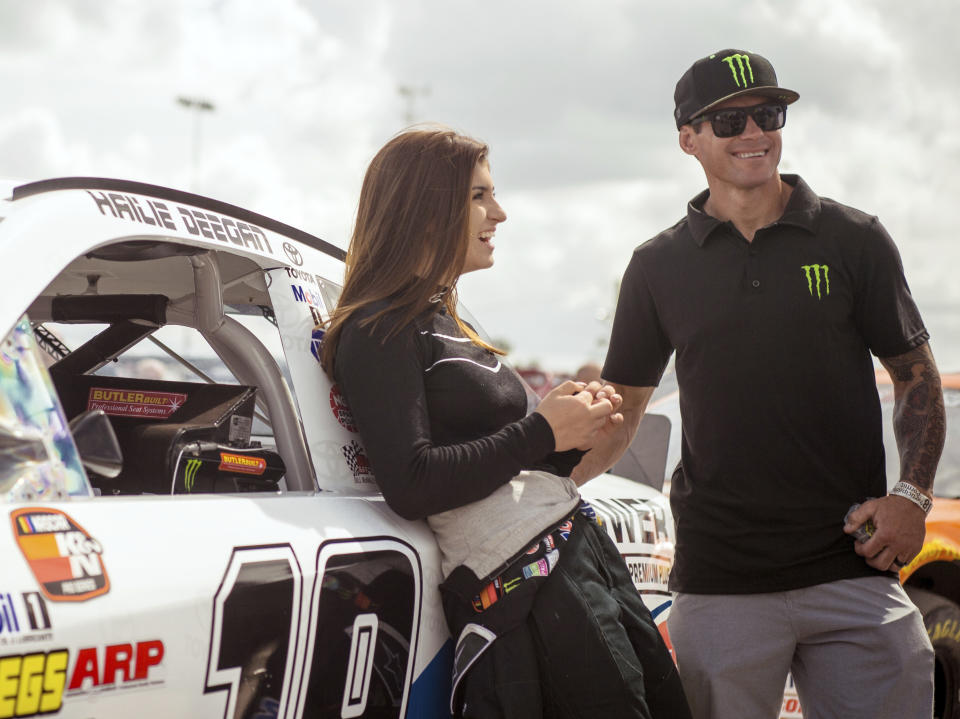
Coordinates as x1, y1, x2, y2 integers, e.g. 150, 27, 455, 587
0, 178, 676, 719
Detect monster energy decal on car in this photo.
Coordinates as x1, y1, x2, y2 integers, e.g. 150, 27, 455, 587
722, 53, 754, 87
184, 458, 202, 492
802, 264, 830, 299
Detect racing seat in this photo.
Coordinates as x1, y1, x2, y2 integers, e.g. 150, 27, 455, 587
55, 375, 284, 495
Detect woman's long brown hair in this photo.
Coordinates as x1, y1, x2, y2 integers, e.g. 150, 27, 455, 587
321, 126, 503, 379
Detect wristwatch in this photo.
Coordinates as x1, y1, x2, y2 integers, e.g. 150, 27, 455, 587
889, 481, 933, 515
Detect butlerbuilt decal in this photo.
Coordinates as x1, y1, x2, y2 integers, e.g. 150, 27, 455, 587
218, 452, 266, 476
10, 509, 110, 602
87, 387, 186, 419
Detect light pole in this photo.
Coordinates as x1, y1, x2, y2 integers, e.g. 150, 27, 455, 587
397, 85, 430, 125
176, 96, 216, 190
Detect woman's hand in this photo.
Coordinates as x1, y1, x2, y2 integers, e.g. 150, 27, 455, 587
535, 381, 623, 451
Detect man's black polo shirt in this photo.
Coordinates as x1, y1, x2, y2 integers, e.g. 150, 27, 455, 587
603, 175, 929, 594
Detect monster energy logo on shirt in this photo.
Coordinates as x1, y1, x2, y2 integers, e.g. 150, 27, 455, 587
722, 53, 754, 87
184, 458, 202, 492
802, 264, 830, 299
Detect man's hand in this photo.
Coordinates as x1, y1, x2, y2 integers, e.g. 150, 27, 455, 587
577, 380, 624, 446
535, 381, 619, 452
570, 383, 655, 486
843, 494, 926, 571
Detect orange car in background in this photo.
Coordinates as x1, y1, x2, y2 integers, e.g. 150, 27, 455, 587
889, 372, 960, 719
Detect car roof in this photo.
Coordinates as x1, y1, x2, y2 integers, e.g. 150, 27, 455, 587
0, 176, 347, 337
11, 177, 346, 261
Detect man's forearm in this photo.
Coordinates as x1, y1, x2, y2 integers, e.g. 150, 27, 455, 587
881, 343, 946, 493
571, 384, 654, 485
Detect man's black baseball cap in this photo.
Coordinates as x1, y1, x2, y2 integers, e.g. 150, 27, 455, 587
674, 49, 799, 129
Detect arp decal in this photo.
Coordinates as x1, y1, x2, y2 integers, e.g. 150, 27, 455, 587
0, 593, 52, 647
0, 648, 69, 718
218, 452, 267, 476
329, 385, 358, 433
87, 387, 186, 419
66, 640, 164, 697
10, 509, 109, 602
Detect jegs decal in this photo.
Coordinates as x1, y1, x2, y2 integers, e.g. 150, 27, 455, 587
0, 648, 69, 718
10, 509, 109, 602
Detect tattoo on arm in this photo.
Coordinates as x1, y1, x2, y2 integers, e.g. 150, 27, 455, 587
880, 344, 946, 492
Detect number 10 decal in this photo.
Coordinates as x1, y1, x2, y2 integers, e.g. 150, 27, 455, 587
207, 539, 421, 719
205, 545, 303, 719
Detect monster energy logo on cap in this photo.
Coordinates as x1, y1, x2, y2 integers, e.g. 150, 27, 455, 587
673, 49, 799, 129
802, 264, 830, 299
184, 458, 202, 492
721, 53, 754, 88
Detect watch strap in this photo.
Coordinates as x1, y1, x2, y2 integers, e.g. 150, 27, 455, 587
889, 481, 933, 515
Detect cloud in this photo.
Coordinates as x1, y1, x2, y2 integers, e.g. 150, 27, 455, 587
1, 0, 958, 371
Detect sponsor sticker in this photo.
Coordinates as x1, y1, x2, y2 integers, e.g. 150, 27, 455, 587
0, 648, 69, 717
0, 592, 53, 647
66, 639, 164, 696
228, 415, 252, 445
310, 327, 325, 364
86, 387, 186, 419
10, 509, 109, 602
329, 385, 358, 433
218, 452, 266, 476
283, 242, 303, 266
341, 440, 375, 485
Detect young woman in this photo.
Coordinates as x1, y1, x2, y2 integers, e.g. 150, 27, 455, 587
322, 127, 689, 719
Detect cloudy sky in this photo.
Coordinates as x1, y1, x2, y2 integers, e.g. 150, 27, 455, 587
3, 0, 958, 373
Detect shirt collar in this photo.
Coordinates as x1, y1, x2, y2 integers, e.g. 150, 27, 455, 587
686, 174, 821, 247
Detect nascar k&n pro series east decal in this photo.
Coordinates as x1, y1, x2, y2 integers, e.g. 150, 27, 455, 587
10, 509, 109, 602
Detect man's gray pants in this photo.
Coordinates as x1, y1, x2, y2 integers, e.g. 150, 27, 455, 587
667, 576, 934, 719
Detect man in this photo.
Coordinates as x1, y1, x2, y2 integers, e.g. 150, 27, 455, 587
573, 49, 945, 718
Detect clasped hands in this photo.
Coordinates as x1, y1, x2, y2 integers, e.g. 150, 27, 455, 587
535, 380, 624, 452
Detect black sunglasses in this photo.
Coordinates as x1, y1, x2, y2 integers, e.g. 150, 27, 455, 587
691, 103, 787, 138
